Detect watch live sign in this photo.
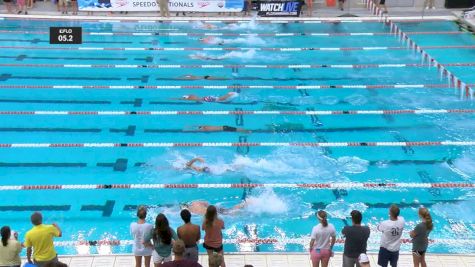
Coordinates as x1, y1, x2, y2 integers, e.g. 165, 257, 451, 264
77, 0, 243, 12
257, 0, 302, 17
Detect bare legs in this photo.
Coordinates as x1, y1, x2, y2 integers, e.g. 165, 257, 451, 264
135, 256, 151, 267
412, 253, 427, 267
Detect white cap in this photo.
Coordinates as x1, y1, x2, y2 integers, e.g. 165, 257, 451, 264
358, 253, 370, 263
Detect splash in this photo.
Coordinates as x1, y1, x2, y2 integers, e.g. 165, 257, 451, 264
337, 156, 370, 174
230, 147, 369, 181
221, 49, 257, 60
325, 199, 368, 220
432, 199, 475, 222
244, 189, 289, 214
449, 152, 475, 177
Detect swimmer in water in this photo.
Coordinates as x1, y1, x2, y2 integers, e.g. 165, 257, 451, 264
178, 74, 227, 80
199, 37, 224, 45
177, 92, 238, 103
185, 157, 210, 173
194, 125, 250, 133
181, 200, 248, 216
189, 53, 224, 61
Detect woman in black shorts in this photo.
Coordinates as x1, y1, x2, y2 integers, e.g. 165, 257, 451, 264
410, 208, 433, 267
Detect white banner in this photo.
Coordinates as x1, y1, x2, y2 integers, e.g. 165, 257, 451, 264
78, 0, 244, 12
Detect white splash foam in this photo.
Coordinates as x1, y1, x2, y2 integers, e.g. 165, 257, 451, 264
244, 189, 289, 214
325, 199, 368, 220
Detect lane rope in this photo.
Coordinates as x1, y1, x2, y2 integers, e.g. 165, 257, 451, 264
0, 141, 474, 148
1, 109, 475, 116
1, 182, 472, 191
2, 62, 475, 69
1, 45, 474, 51
1, 84, 470, 90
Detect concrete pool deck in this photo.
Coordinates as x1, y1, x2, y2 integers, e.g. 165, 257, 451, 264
19, 252, 475, 267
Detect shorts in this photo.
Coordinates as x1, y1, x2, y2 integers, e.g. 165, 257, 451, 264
412, 250, 426, 257
152, 250, 172, 264
203, 243, 223, 253
223, 126, 237, 132
17, 0, 25, 5
58, 0, 67, 6
310, 248, 331, 262
380, 0, 386, 4
184, 245, 199, 262
378, 247, 399, 267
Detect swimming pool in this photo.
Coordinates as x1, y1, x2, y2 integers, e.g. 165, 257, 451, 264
0, 17, 474, 256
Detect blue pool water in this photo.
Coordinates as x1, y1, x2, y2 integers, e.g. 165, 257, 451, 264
0, 17, 474, 255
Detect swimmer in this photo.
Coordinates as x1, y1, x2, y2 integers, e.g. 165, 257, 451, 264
199, 37, 224, 45
189, 53, 224, 61
185, 157, 210, 173
181, 200, 248, 216
177, 92, 239, 103
194, 125, 250, 133
178, 74, 227, 80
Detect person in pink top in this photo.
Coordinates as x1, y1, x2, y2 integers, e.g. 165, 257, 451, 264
202, 205, 225, 267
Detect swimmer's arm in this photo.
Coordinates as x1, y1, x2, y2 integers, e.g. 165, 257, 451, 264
186, 157, 205, 168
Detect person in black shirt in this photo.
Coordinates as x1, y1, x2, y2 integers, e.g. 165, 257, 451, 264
342, 210, 370, 267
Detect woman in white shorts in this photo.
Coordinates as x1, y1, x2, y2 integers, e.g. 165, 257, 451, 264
130, 206, 153, 267
146, 213, 177, 266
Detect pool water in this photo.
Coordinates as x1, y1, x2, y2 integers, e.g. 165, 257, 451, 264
0, 17, 474, 255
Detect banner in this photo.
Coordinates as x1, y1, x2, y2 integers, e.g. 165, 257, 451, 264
257, 0, 302, 17
78, 0, 244, 12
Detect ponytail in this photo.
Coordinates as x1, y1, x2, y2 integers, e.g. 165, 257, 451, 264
419, 208, 433, 231
1, 226, 10, 247
317, 210, 328, 227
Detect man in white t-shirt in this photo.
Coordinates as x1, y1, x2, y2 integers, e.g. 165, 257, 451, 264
377, 204, 405, 267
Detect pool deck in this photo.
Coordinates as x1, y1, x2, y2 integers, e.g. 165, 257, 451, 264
20, 252, 475, 267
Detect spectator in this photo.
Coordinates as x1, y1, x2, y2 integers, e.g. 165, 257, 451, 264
177, 209, 200, 262
130, 206, 153, 267
0, 226, 21, 267
358, 253, 370, 267
58, 0, 67, 14
202, 205, 226, 267
3, 0, 16, 13
376, 0, 388, 14
309, 210, 336, 267
24, 212, 62, 267
146, 213, 177, 267
158, 0, 169, 17
305, 0, 313, 16
410, 207, 433, 267
17, 0, 27, 14
243, 0, 251, 16
208, 252, 223, 267
161, 240, 202, 267
341, 210, 370, 267
377, 204, 404, 267
338, 0, 345, 11
70, 0, 78, 15
424, 0, 435, 9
